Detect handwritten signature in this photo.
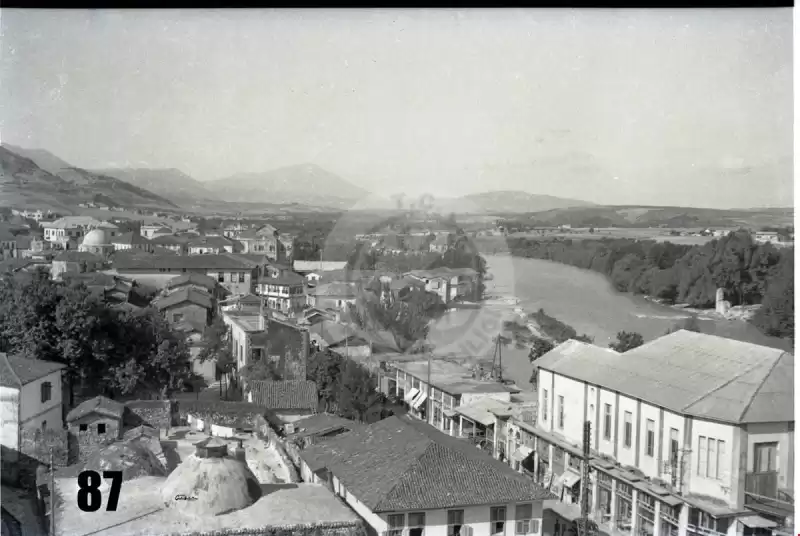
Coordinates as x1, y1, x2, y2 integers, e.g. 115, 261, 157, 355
174, 495, 198, 501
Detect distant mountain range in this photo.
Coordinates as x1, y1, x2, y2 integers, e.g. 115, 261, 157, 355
435, 191, 594, 214
0, 145, 178, 211
202, 164, 370, 209
90, 167, 218, 206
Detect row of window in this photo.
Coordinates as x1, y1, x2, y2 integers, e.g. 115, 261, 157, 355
386, 505, 539, 536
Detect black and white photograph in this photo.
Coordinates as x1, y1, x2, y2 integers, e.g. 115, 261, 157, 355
0, 8, 794, 536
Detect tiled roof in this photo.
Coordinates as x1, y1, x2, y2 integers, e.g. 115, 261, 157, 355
249, 380, 318, 411
54, 251, 104, 263
167, 272, 218, 291
114, 253, 259, 271
67, 395, 125, 422
148, 235, 188, 246
287, 413, 365, 439
293, 261, 348, 273
309, 321, 356, 346
111, 232, 150, 245
257, 272, 305, 286
535, 330, 793, 424
300, 414, 553, 512
187, 236, 234, 248
155, 287, 213, 311
0, 353, 65, 387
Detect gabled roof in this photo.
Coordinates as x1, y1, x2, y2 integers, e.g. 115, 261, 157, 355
0, 353, 65, 388
311, 282, 358, 298
155, 287, 213, 311
114, 253, 259, 271
257, 272, 305, 286
148, 235, 188, 246
309, 321, 358, 346
111, 232, 150, 246
249, 380, 318, 411
293, 261, 348, 273
167, 272, 218, 291
187, 235, 234, 248
67, 395, 125, 422
300, 415, 553, 512
54, 251, 104, 263
535, 330, 793, 424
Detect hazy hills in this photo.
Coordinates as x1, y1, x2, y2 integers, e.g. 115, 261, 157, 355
91, 167, 218, 206
438, 190, 594, 214
505, 204, 795, 229
0, 145, 178, 211
203, 164, 369, 209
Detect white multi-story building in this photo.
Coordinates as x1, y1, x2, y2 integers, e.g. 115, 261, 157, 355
41, 217, 118, 244
525, 330, 793, 536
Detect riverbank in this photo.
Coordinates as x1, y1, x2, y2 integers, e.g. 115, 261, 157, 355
641, 295, 762, 322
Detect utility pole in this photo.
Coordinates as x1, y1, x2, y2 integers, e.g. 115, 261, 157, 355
579, 421, 592, 536
49, 448, 56, 536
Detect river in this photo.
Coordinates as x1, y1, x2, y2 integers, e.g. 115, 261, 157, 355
425, 254, 790, 389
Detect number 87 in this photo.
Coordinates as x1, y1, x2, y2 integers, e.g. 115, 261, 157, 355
77, 470, 122, 512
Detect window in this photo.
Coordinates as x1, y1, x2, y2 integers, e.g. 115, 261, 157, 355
79, 423, 88, 432
698, 436, 707, 476
239, 272, 246, 283
717, 440, 726, 479
624, 411, 632, 448
515, 504, 533, 535
97, 423, 106, 434
387, 514, 405, 536
217, 273, 224, 283
408, 513, 425, 536
557, 396, 565, 429
670, 428, 679, 465
603, 404, 612, 440
41, 382, 52, 403
447, 510, 464, 536
490, 507, 507, 535
542, 389, 548, 421
754, 442, 778, 472
41, 421, 47, 434
707, 438, 718, 479
173, 313, 184, 323
645, 419, 655, 457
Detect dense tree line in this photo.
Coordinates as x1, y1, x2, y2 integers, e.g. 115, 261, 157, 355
0, 272, 193, 402
508, 231, 794, 340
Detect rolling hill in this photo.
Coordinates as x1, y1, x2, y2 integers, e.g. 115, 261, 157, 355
0, 145, 179, 211
90, 167, 218, 206
506, 205, 795, 229
204, 164, 369, 209
439, 190, 594, 214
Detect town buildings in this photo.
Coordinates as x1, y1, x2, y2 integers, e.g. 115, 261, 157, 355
111, 232, 153, 253
524, 330, 793, 536
50, 251, 105, 280
306, 282, 359, 311
255, 272, 306, 313
77, 228, 115, 256
148, 234, 189, 254
42, 217, 118, 245
113, 253, 260, 294
155, 287, 214, 327
0, 353, 66, 452
298, 414, 553, 536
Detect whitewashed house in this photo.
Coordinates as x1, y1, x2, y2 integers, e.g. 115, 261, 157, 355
529, 330, 793, 536
0, 353, 66, 451
298, 414, 553, 536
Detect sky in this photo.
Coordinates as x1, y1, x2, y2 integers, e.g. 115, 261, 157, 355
1, 8, 793, 208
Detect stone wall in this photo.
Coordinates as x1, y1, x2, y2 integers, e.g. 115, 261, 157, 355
12, 427, 72, 489
266, 319, 309, 381
176, 400, 266, 429
125, 400, 173, 430
168, 521, 367, 536
253, 414, 300, 483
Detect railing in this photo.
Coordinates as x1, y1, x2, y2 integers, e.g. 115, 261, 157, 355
744, 471, 793, 511
686, 525, 726, 536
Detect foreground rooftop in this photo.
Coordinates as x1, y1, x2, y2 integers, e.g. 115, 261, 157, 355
55, 478, 360, 536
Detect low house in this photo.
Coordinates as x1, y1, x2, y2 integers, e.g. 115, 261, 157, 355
0, 353, 66, 452
166, 272, 226, 301
380, 233, 405, 254
155, 287, 214, 326
307, 282, 359, 311
247, 379, 319, 422
754, 231, 780, 244
139, 224, 173, 239
186, 235, 240, 255
235, 230, 277, 256
149, 235, 188, 255
113, 253, 259, 295
66, 396, 125, 461
111, 232, 153, 253
309, 321, 401, 357
50, 251, 104, 281
405, 268, 461, 303
298, 414, 553, 536
430, 233, 452, 253
42, 216, 110, 244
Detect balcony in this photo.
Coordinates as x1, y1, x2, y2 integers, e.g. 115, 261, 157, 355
745, 471, 793, 514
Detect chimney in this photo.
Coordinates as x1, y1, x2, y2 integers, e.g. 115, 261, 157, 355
232, 439, 247, 463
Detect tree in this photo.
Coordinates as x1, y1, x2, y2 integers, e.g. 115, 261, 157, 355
609, 331, 645, 353
664, 314, 702, 335
529, 336, 555, 362
240, 358, 282, 387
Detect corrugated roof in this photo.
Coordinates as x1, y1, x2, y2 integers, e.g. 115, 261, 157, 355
155, 287, 213, 311
249, 380, 318, 411
300, 414, 553, 512
535, 331, 792, 424
0, 353, 65, 387
67, 395, 125, 422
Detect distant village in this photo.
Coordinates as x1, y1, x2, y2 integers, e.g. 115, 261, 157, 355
0, 207, 794, 536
